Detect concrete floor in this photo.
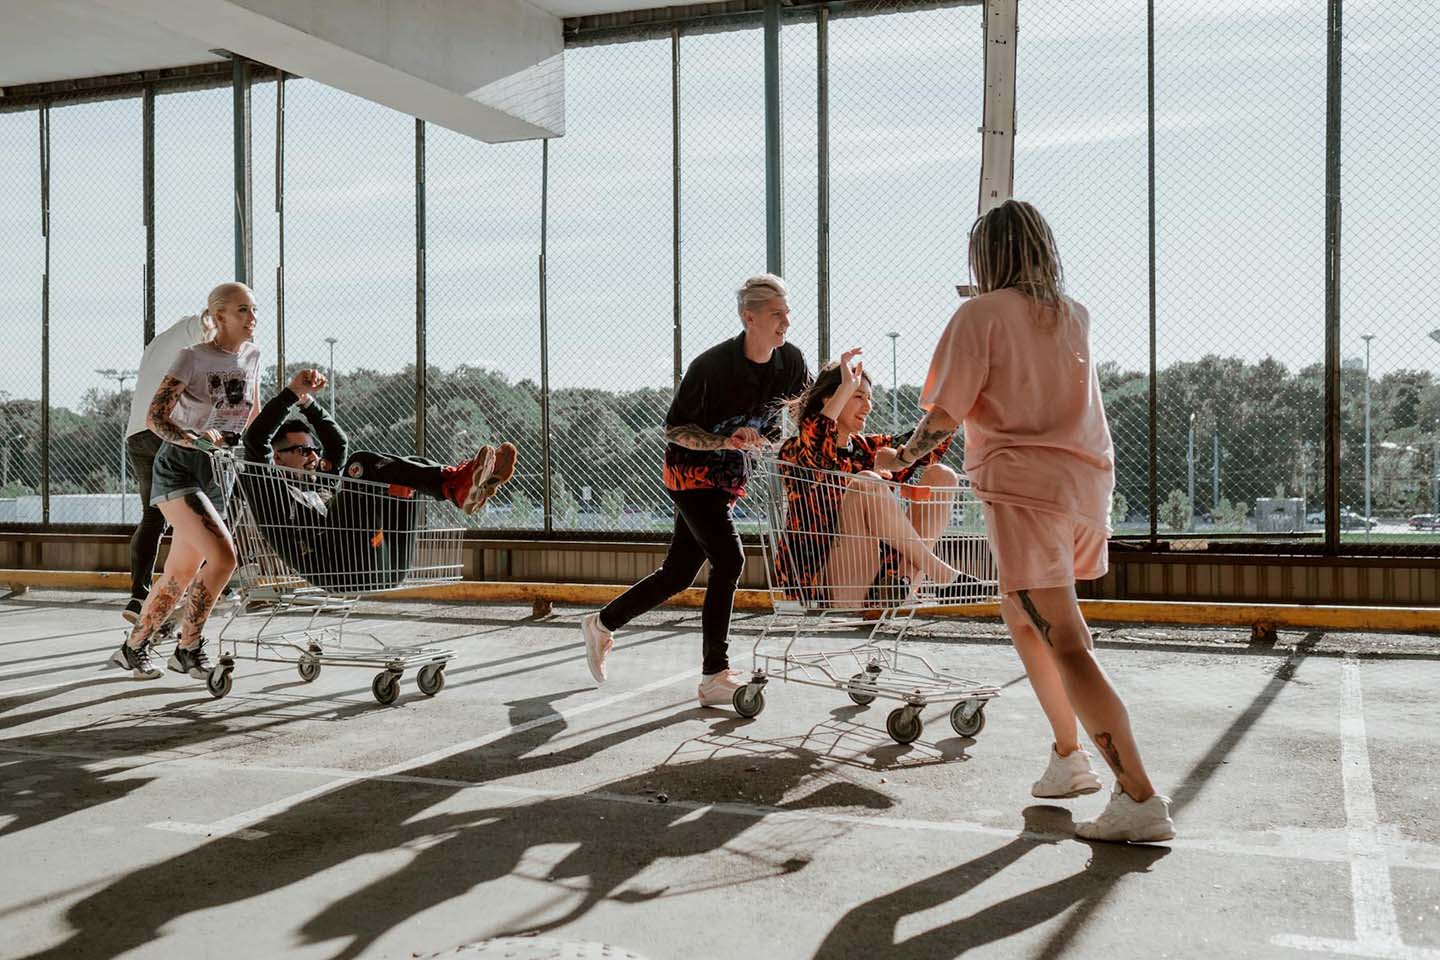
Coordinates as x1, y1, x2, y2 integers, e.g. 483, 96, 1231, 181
1, 589, 1438, 960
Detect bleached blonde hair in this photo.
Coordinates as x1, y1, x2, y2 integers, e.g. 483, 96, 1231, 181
967, 200, 1070, 329
203, 281, 252, 323
736, 273, 789, 321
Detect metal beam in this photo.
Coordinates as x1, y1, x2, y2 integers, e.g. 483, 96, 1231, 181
1323, 0, 1342, 553
817, 5, 830, 363
540, 139, 553, 533
1147, 0, 1158, 543
763, 0, 783, 275
231, 57, 252, 285
274, 72, 286, 385
976, 0, 1017, 215
672, 25, 682, 388
415, 118, 428, 459
142, 86, 155, 344
39, 106, 51, 525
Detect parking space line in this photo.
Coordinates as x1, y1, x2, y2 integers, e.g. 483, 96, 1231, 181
1272, 657, 1440, 959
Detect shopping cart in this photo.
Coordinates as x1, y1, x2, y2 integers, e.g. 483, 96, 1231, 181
195, 447, 463, 704
734, 454, 1002, 744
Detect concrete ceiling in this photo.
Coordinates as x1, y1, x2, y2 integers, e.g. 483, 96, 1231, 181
0, 1, 697, 88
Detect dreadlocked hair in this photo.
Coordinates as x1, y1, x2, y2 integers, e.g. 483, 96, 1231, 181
967, 199, 1070, 330
786, 358, 873, 426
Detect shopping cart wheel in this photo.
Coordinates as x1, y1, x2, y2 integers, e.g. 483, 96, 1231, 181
297, 655, 321, 684
886, 706, 923, 744
416, 663, 446, 697
206, 666, 233, 699
372, 671, 401, 706
846, 672, 879, 706
732, 685, 766, 719
949, 699, 986, 738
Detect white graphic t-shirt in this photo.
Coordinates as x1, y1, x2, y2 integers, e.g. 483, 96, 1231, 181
163, 341, 262, 436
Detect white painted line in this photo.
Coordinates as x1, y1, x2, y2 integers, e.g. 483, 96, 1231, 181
148, 821, 271, 841
150, 669, 696, 839
1272, 657, 1440, 960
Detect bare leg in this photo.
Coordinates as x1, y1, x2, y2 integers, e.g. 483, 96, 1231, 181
128, 536, 202, 648
158, 494, 236, 649
999, 593, 1082, 756
844, 473, 957, 583
900, 463, 958, 577
1011, 584, 1157, 800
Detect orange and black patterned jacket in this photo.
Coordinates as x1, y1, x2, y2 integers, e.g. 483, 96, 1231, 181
772, 413, 953, 596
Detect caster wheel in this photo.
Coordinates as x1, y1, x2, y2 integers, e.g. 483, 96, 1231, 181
206, 667, 233, 699
950, 699, 986, 738
846, 672, 878, 706
416, 663, 446, 697
732, 685, 765, 719
372, 671, 401, 706
886, 706, 923, 745
297, 655, 321, 683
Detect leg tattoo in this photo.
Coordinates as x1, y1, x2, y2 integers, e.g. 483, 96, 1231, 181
181, 580, 215, 644
1016, 590, 1053, 646
131, 575, 184, 645
1094, 731, 1125, 776
183, 493, 228, 541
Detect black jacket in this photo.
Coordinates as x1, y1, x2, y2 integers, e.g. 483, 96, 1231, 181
243, 387, 348, 469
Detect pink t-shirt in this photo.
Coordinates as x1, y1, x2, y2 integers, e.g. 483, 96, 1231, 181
919, 288, 1114, 532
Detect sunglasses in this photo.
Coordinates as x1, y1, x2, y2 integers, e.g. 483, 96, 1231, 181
277, 444, 321, 456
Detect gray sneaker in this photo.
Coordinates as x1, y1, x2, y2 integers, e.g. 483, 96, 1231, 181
168, 639, 214, 679
110, 641, 162, 680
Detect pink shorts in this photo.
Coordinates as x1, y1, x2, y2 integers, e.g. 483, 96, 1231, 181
980, 501, 1108, 595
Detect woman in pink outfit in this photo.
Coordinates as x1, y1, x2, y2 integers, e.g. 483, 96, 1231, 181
878, 200, 1173, 844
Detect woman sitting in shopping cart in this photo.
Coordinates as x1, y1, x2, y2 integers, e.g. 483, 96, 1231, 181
774, 348, 967, 607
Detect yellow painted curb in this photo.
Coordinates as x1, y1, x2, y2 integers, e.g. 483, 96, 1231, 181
2, 569, 1435, 632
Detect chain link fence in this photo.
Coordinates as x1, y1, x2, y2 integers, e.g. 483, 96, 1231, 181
546, 38, 675, 534
1, 3, 1437, 558
1338, 3, 1440, 552
826, 2, 982, 471
0, 110, 43, 519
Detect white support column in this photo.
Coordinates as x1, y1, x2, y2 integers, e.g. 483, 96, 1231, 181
976, 0, 1018, 216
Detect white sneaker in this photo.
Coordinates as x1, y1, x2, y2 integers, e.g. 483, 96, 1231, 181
697, 670, 746, 708
1031, 745, 1104, 799
1075, 785, 1175, 843
580, 613, 612, 685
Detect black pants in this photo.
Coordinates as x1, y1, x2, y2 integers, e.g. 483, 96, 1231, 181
600, 488, 745, 676
343, 451, 446, 500
126, 431, 165, 601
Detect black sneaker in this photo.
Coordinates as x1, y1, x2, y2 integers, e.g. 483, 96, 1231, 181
110, 641, 163, 680
168, 639, 213, 679
926, 574, 991, 603
123, 597, 145, 624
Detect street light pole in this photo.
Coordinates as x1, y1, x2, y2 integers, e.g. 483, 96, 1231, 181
95, 368, 138, 524
885, 331, 900, 432
1361, 334, 1374, 542
324, 336, 338, 415
1187, 412, 1196, 529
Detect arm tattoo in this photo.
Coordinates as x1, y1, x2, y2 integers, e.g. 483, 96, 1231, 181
1094, 731, 1126, 776
894, 410, 956, 468
664, 424, 732, 451
1016, 590, 1053, 646
146, 376, 195, 446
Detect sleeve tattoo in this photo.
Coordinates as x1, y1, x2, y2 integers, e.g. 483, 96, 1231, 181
664, 424, 732, 451
146, 376, 195, 446
894, 409, 957, 469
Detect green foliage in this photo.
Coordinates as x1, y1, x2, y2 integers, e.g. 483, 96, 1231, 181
1213, 497, 1250, 530
1161, 489, 1192, 532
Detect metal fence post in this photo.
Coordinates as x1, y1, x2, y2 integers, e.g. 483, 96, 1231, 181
232, 56, 252, 285
275, 72, 286, 385
672, 24, 683, 389
143, 87, 155, 345
1323, 0, 1343, 553
816, 6, 830, 363
415, 118, 427, 459
40, 104, 51, 525
540, 138, 553, 533
1147, 0, 1158, 543
764, 0, 783, 275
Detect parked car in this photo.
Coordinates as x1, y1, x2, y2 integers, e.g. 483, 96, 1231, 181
1408, 514, 1440, 531
1339, 509, 1378, 531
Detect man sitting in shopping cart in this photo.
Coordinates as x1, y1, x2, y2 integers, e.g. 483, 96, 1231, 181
244, 369, 515, 514
774, 348, 979, 608
235, 369, 516, 591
